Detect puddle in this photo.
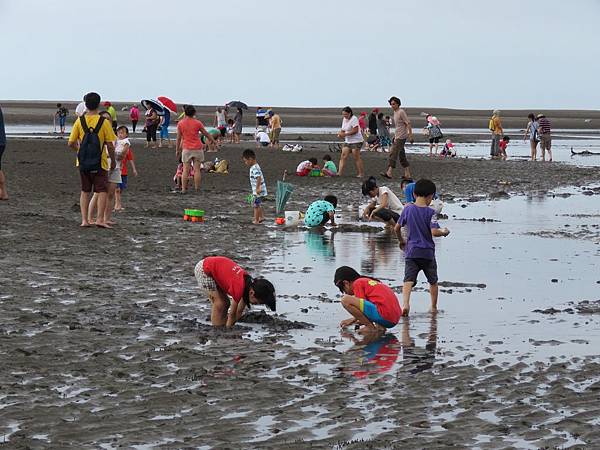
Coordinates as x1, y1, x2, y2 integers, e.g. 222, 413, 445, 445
262, 185, 600, 374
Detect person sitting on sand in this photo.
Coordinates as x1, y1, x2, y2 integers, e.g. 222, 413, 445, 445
333, 266, 401, 335
304, 195, 337, 228
255, 129, 271, 147
395, 179, 450, 316
68, 92, 116, 228
195, 256, 276, 327
321, 154, 338, 176
361, 176, 404, 226
296, 158, 319, 176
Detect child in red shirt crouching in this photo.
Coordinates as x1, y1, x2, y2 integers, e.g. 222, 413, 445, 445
333, 266, 401, 335
195, 256, 276, 327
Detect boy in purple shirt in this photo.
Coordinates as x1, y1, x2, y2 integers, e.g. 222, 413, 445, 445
395, 179, 450, 315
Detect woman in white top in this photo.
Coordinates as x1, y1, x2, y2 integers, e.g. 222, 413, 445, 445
361, 176, 403, 226
337, 106, 365, 178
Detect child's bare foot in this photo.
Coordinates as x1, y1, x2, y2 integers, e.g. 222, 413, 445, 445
80, 222, 92, 227
402, 305, 410, 316
105, 220, 116, 225
340, 318, 357, 328
358, 325, 379, 336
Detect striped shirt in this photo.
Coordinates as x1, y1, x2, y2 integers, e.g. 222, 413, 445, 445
538, 117, 551, 134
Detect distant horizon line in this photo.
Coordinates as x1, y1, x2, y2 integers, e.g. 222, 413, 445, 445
1, 98, 599, 113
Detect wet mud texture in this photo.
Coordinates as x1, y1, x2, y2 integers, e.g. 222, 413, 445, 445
1, 139, 600, 448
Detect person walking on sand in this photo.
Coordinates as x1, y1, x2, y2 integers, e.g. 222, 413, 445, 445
0, 105, 8, 200
382, 96, 413, 180
194, 256, 276, 327
337, 107, 365, 178
489, 109, 503, 159
68, 92, 117, 228
129, 104, 140, 133
158, 108, 171, 148
333, 266, 401, 335
233, 107, 243, 143
395, 179, 450, 315
524, 113, 539, 161
269, 111, 282, 149
176, 105, 216, 193
144, 107, 159, 148
537, 114, 552, 162
104, 101, 118, 131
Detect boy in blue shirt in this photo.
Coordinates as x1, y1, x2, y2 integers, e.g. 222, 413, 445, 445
395, 179, 450, 315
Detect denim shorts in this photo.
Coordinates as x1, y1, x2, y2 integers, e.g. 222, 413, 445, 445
160, 125, 169, 139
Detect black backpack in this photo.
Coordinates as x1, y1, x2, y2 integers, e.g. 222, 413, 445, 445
78, 115, 105, 172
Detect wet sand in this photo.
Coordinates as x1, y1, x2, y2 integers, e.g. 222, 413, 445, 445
1, 138, 600, 448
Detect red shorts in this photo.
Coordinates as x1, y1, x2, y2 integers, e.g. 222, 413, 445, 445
80, 169, 108, 193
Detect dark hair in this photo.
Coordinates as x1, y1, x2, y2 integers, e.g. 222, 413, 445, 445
244, 276, 276, 311
333, 266, 379, 293
400, 178, 414, 188
528, 113, 536, 120
502, 135, 510, 142
388, 96, 401, 106
237, 107, 243, 114
324, 195, 338, 208
227, 118, 234, 125
84, 92, 101, 110
57, 103, 62, 108
242, 149, 256, 160
342, 106, 353, 116
308, 157, 318, 165
414, 179, 437, 198
361, 176, 378, 196
116, 125, 129, 135
184, 105, 196, 117
323, 154, 332, 162
377, 112, 384, 119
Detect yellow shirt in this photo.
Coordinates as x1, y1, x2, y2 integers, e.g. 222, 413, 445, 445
492, 115, 503, 135
270, 114, 282, 129
68, 115, 116, 171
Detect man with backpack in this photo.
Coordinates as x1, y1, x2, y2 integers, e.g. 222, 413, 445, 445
488, 109, 503, 158
68, 92, 117, 228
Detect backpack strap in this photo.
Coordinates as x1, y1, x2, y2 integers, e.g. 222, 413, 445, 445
80, 114, 88, 132
93, 116, 105, 134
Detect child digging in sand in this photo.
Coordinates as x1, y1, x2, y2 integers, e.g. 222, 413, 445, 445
296, 158, 319, 176
195, 256, 276, 327
333, 266, 401, 335
242, 149, 267, 224
304, 195, 337, 228
394, 179, 450, 315
321, 154, 338, 176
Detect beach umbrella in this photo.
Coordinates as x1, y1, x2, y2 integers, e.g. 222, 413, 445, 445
276, 179, 294, 215
227, 101, 248, 110
157, 96, 177, 113
141, 99, 165, 115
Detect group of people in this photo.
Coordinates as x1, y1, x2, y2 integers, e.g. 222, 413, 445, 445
254, 108, 283, 149
490, 110, 553, 161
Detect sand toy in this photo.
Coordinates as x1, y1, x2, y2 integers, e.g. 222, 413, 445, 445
183, 209, 205, 222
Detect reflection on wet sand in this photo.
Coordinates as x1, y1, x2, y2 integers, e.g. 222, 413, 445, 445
340, 314, 438, 378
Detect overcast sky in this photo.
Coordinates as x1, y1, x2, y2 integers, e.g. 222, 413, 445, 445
1, 0, 599, 109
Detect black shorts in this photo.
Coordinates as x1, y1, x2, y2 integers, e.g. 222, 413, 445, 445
0, 145, 5, 171
373, 208, 400, 223
218, 126, 226, 137
429, 137, 441, 144
404, 257, 438, 284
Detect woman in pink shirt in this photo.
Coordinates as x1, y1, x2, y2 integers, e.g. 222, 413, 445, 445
129, 104, 140, 133
175, 105, 216, 193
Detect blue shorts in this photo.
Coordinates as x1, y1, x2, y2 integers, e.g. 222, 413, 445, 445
118, 175, 128, 190
253, 196, 263, 208
59, 116, 66, 127
359, 298, 396, 328
160, 125, 169, 139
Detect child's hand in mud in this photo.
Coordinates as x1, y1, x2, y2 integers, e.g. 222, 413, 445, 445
340, 318, 357, 328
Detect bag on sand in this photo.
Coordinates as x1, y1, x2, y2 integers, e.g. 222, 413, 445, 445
78, 116, 105, 172
213, 159, 229, 174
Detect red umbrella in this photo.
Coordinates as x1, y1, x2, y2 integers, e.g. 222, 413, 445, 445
157, 96, 177, 113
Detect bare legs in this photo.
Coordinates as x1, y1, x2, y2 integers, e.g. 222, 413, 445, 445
402, 281, 438, 316
530, 140, 538, 161
0, 170, 8, 200
338, 146, 364, 178
209, 290, 230, 327
340, 295, 380, 335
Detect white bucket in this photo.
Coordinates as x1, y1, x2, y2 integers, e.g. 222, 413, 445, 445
285, 210, 301, 227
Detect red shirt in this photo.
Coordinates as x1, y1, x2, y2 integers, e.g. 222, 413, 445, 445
353, 277, 401, 324
202, 256, 248, 302
499, 140, 508, 151
121, 148, 134, 176
177, 117, 204, 150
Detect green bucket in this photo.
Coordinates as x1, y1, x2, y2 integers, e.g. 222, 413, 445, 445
184, 209, 205, 217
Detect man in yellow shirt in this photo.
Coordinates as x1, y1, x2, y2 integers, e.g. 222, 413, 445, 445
68, 92, 116, 228
489, 109, 503, 158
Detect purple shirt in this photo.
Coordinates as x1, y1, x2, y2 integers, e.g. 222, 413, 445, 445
399, 204, 440, 260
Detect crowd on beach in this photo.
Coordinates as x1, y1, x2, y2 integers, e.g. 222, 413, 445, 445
0, 93, 557, 338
